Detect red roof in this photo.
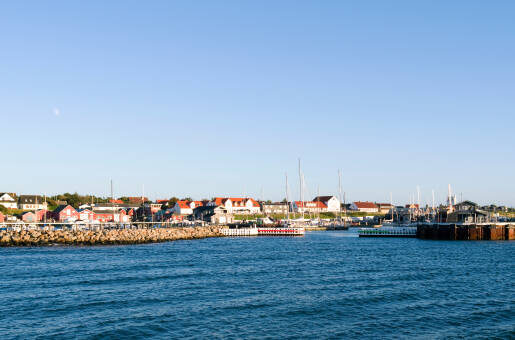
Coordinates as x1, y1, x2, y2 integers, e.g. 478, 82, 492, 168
213, 197, 226, 206
353, 201, 378, 209
176, 200, 204, 209
109, 199, 123, 204
128, 197, 148, 203
377, 203, 393, 207
405, 204, 420, 208
295, 201, 327, 208
215, 197, 260, 207
176, 200, 191, 209
156, 199, 169, 204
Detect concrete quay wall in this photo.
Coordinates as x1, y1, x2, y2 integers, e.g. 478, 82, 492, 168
0, 226, 224, 246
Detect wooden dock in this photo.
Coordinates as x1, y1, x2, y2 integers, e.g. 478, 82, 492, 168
416, 223, 515, 241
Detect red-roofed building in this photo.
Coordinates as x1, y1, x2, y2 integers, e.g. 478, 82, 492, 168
21, 211, 37, 222
109, 199, 124, 204
52, 205, 79, 222
377, 203, 394, 214
128, 197, 148, 204
35, 209, 48, 222
78, 209, 96, 222
209, 197, 261, 214
293, 201, 327, 213
172, 200, 204, 215
350, 201, 378, 213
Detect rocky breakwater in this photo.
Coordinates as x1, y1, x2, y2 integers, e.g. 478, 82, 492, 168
0, 226, 224, 246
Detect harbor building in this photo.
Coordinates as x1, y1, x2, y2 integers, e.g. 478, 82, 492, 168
260, 202, 289, 215
293, 200, 327, 213
312, 196, 341, 212
350, 201, 378, 213
18, 195, 47, 211
210, 197, 261, 214
52, 205, 79, 222
447, 200, 490, 223
0, 193, 17, 209
193, 205, 233, 224
376, 203, 394, 214
172, 200, 205, 215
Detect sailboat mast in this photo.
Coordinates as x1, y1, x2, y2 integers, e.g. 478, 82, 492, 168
317, 185, 320, 222
338, 169, 342, 222
298, 158, 304, 220
285, 173, 290, 221
302, 174, 306, 220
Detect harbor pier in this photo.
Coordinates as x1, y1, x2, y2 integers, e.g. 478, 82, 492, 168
416, 223, 515, 241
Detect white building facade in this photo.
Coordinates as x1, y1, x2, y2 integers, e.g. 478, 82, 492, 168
0, 193, 18, 209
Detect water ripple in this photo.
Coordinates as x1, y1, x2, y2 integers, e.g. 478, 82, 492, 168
0, 232, 514, 339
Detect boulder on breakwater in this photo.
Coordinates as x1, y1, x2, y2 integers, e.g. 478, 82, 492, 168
0, 226, 224, 247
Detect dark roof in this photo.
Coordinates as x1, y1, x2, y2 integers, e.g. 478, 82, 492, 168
457, 200, 478, 207
94, 202, 140, 208
193, 206, 214, 213
313, 196, 336, 202
53, 205, 75, 214
193, 205, 227, 214
0, 193, 16, 201
376, 203, 394, 207
18, 195, 43, 204
92, 207, 123, 213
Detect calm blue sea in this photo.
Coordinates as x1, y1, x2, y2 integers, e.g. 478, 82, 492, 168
0, 231, 514, 339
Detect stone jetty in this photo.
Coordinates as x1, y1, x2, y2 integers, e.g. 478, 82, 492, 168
0, 226, 224, 247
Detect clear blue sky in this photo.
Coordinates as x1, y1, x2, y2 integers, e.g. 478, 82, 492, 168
1, 1, 514, 206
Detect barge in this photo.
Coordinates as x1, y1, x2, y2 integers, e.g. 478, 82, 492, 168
221, 226, 305, 236
359, 226, 417, 237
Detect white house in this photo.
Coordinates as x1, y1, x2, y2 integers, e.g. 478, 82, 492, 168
0, 193, 18, 209
172, 200, 204, 215
312, 196, 341, 212
350, 201, 378, 213
18, 195, 47, 210
210, 197, 261, 214
293, 200, 327, 213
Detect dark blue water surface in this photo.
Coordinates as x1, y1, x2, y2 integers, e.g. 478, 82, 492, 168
1, 231, 514, 339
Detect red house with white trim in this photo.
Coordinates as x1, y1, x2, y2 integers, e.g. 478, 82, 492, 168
53, 205, 79, 222
78, 209, 96, 222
